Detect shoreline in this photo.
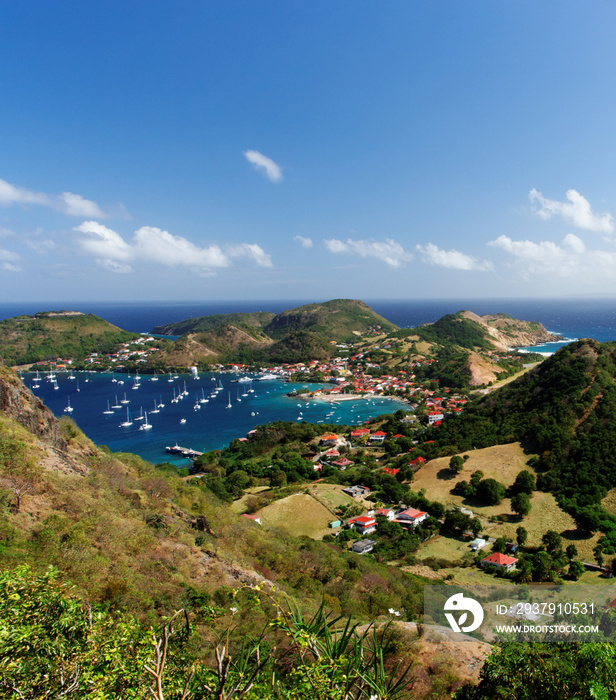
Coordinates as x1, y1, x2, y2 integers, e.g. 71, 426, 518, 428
295, 391, 409, 406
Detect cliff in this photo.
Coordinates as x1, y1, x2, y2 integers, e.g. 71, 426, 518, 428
459, 311, 563, 350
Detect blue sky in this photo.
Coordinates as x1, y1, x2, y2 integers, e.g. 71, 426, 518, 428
2, 1, 616, 303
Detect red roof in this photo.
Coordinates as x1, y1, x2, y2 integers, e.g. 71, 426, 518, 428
348, 516, 376, 526
351, 428, 370, 437
371, 430, 387, 437
481, 552, 518, 566
398, 508, 427, 520
382, 467, 400, 476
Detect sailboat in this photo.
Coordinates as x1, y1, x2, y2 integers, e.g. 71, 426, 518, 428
134, 407, 145, 421
120, 407, 133, 427
199, 388, 208, 404
112, 395, 122, 409
64, 397, 74, 413
194, 394, 201, 410
157, 395, 165, 409
151, 372, 159, 381
150, 399, 160, 414
226, 392, 232, 409
76, 380, 80, 392
236, 390, 242, 402
182, 381, 188, 397
139, 411, 152, 430
103, 400, 114, 415
120, 392, 129, 404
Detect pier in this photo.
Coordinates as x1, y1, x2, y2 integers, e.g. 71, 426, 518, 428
165, 444, 203, 458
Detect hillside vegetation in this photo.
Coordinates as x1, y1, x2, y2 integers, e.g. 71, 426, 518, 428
431, 339, 616, 551
0, 312, 139, 366
152, 299, 398, 364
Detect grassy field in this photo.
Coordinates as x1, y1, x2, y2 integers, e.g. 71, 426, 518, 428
309, 483, 357, 511
258, 493, 335, 539
412, 442, 530, 510
414, 442, 600, 573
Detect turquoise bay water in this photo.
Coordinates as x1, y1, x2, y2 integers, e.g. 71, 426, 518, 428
28, 371, 402, 465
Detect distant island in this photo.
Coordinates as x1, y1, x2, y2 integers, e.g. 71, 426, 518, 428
0, 299, 563, 391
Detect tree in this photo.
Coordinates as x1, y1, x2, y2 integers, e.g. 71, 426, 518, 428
454, 642, 616, 698
568, 560, 586, 581
449, 455, 465, 475
492, 537, 507, 554
565, 544, 578, 560
476, 478, 506, 506
541, 530, 562, 556
510, 492, 531, 519
511, 470, 536, 495
442, 509, 472, 536
470, 517, 482, 538
516, 526, 528, 547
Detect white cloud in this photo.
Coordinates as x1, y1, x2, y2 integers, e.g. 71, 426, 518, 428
0, 178, 50, 207
294, 235, 313, 248
58, 192, 106, 218
0, 176, 118, 218
227, 243, 273, 267
488, 232, 616, 278
0, 247, 21, 272
74, 220, 272, 273
324, 237, 413, 267
243, 150, 283, 183
529, 188, 614, 233
132, 226, 229, 268
75, 221, 133, 261
0, 247, 19, 262
416, 243, 494, 271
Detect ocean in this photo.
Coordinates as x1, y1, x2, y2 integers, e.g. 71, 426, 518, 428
6, 297, 616, 464
2, 298, 616, 342
25, 370, 402, 466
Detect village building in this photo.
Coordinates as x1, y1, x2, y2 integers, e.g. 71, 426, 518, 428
394, 508, 428, 528
480, 552, 518, 572
346, 515, 377, 535
342, 485, 371, 498
351, 539, 377, 554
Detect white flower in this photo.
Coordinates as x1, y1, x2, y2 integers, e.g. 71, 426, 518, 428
230, 607, 238, 614
388, 608, 400, 617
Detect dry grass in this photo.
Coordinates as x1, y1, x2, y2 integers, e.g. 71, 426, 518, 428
413, 442, 600, 568
308, 483, 355, 511
413, 443, 530, 508
601, 488, 616, 515
258, 493, 335, 539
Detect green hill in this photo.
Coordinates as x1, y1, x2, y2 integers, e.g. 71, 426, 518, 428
152, 299, 399, 365
0, 311, 139, 366
432, 338, 616, 549
152, 310, 275, 337
264, 298, 398, 342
